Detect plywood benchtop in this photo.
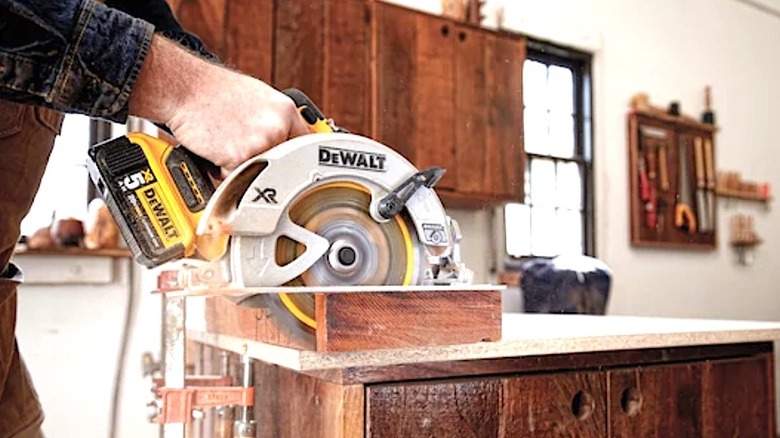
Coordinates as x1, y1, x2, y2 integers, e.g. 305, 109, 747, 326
187, 313, 780, 372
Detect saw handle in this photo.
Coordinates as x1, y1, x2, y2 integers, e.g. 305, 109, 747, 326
283, 88, 346, 134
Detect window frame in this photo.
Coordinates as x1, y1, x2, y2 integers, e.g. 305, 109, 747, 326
507, 38, 595, 259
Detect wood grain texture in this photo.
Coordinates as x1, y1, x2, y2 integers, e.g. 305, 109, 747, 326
454, 26, 487, 195
608, 363, 703, 437
171, 0, 227, 57
485, 33, 525, 200
204, 297, 258, 340
702, 354, 774, 437
224, 0, 273, 82
324, 0, 370, 134
203, 296, 314, 351
316, 290, 502, 352
502, 371, 607, 437
373, 2, 457, 189
367, 378, 501, 437
255, 361, 364, 438
274, 0, 326, 107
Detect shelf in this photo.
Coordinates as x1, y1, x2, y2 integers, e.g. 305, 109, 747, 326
630, 109, 718, 133
716, 188, 771, 203
13, 245, 132, 258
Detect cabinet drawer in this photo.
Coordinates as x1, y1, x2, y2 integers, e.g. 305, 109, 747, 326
366, 371, 605, 437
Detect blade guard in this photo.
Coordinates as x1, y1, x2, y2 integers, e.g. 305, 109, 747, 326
198, 133, 454, 287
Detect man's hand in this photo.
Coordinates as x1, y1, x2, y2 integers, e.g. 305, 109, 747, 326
128, 35, 309, 174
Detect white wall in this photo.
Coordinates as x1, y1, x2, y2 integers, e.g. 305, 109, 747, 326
14, 255, 162, 438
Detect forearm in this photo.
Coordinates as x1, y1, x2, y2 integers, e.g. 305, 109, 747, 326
128, 34, 220, 124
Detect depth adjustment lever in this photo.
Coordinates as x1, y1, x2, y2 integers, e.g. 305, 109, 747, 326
377, 167, 446, 220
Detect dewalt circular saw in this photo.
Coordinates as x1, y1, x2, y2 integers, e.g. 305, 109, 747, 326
87, 89, 472, 331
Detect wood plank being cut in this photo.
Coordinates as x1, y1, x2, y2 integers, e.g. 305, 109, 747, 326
201, 287, 503, 352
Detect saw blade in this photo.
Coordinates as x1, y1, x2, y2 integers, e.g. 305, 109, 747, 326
275, 181, 418, 329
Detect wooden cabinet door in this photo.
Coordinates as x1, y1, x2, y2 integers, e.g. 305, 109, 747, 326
454, 27, 524, 201
608, 363, 704, 437
367, 372, 605, 437
702, 354, 775, 437
373, 2, 457, 190
483, 32, 525, 200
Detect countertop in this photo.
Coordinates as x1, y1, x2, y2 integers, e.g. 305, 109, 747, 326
188, 313, 780, 372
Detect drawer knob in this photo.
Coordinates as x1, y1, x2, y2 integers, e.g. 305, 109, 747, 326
621, 388, 643, 416
441, 25, 449, 36
571, 390, 595, 420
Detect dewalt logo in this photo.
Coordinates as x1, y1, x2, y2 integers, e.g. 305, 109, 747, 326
138, 184, 180, 245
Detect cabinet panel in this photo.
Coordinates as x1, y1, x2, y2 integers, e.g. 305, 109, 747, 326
454, 26, 488, 194
224, 0, 273, 82
367, 378, 501, 437
367, 372, 605, 438
702, 354, 774, 438
455, 28, 524, 200
485, 33, 524, 199
274, 0, 326, 106
608, 363, 703, 437
502, 371, 606, 437
172, 0, 227, 57
373, 3, 456, 190
324, 0, 370, 135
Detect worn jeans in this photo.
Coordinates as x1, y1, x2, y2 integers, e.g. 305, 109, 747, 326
0, 100, 63, 437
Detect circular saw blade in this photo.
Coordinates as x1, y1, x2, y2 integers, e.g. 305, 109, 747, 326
275, 181, 419, 329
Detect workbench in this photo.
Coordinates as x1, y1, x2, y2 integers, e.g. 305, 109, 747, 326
188, 312, 780, 437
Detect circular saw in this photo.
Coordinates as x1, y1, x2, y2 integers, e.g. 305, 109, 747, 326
197, 130, 472, 330
86, 89, 472, 333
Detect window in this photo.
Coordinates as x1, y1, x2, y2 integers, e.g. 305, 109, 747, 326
505, 41, 594, 258
21, 116, 149, 237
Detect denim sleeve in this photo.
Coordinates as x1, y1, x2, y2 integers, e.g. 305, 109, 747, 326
106, 0, 219, 63
0, 0, 154, 122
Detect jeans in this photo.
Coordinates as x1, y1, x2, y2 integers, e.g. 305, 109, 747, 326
0, 100, 62, 437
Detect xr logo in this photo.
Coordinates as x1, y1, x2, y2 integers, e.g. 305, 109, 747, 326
252, 187, 278, 204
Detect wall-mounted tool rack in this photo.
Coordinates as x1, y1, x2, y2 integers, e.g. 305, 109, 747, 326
628, 105, 718, 250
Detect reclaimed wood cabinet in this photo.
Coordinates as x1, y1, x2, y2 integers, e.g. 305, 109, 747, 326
194, 332, 777, 437
168, 0, 526, 208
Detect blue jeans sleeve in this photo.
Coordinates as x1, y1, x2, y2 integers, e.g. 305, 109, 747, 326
0, 0, 154, 123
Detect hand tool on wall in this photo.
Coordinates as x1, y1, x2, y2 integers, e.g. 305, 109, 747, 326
638, 156, 657, 229
639, 126, 670, 191
704, 137, 716, 229
675, 138, 697, 233
693, 137, 710, 232
658, 145, 670, 192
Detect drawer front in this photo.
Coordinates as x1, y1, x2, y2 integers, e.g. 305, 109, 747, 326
366, 371, 606, 437
608, 363, 704, 437
702, 354, 774, 438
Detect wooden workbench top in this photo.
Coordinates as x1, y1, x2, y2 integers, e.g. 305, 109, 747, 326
188, 313, 780, 372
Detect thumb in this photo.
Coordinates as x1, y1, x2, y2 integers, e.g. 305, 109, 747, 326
289, 112, 310, 138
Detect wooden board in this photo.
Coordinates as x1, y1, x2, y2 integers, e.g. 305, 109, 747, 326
202, 288, 502, 352
315, 290, 502, 352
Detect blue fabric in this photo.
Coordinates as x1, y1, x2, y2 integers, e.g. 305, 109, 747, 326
520, 255, 612, 315
0, 0, 154, 122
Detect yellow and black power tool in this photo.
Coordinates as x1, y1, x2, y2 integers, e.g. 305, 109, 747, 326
86, 89, 338, 268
